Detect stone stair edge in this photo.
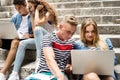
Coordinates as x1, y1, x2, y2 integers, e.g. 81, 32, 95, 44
50, 0, 120, 4
0, 18, 120, 26
56, 7, 120, 10
46, 0, 120, 3
1, 6, 120, 12
72, 34, 120, 40
59, 15, 120, 18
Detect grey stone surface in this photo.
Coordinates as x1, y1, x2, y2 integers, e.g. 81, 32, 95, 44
76, 24, 120, 35
0, 48, 8, 60
0, 0, 120, 79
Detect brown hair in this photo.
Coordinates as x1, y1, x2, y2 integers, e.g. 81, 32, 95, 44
27, 0, 58, 27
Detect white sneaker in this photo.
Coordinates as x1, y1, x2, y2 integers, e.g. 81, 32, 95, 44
8, 71, 19, 80
35, 58, 40, 72
0, 73, 6, 80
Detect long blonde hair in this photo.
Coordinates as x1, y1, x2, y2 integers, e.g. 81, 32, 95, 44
80, 18, 109, 50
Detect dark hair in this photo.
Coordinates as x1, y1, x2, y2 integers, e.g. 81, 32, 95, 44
13, 0, 26, 5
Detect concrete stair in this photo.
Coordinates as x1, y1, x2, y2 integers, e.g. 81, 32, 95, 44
0, 0, 120, 80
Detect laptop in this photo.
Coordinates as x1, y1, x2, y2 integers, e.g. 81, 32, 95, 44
71, 50, 114, 75
0, 22, 19, 39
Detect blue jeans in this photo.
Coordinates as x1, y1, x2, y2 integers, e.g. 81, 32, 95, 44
34, 27, 49, 58
13, 27, 48, 72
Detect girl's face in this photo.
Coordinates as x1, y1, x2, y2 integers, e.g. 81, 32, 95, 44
85, 25, 95, 42
27, 2, 35, 14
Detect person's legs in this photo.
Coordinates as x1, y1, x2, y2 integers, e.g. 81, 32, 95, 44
83, 72, 100, 80
0, 39, 19, 80
34, 27, 48, 58
0, 39, 19, 74
8, 38, 36, 80
34, 27, 49, 72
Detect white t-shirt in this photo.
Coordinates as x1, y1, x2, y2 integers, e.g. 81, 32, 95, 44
17, 14, 29, 39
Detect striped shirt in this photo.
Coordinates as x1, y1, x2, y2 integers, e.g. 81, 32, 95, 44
37, 32, 74, 72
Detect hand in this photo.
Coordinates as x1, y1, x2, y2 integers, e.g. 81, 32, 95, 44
64, 64, 72, 75
23, 33, 30, 39
36, 5, 44, 11
57, 74, 66, 80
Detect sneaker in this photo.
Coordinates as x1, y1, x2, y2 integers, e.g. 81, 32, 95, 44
35, 58, 40, 72
8, 71, 19, 80
0, 73, 6, 80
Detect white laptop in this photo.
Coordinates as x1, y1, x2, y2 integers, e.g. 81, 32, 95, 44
0, 22, 19, 39
71, 50, 114, 75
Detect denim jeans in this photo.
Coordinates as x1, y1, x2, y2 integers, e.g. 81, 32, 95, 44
34, 27, 49, 58
13, 27, 48, 72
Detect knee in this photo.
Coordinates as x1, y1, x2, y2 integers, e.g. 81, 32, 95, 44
11, 39, 19, 47
34, 27, 42, 34
83, 72, 100, 80
19, 41, 26, 47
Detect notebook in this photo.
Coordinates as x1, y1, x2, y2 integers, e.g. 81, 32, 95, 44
71, 50, 114, 75
0, 22, 19, 39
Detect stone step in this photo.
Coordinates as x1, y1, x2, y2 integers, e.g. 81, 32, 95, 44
0, 18, 10, 22
0, 61, 120, 79
114, 48, 120, 64
76, 24, 120, 34
51, 0, 120, 9
0, 48, 120, 79
20, 62, 120, 79
0, 5, 15, 12
0, 12, 12, 18
59, 15, 120, 24
115, 64, 120, 80
0, 18, 120, 34
57, 7, 120, 16
1, 1, 120, 12
46, 0, 120, 3
1, 6, 120, 17
0, 0, 13, 6
73, 34, 120, 48
0, 48, 36, 61
2, 0, 119, 6
0, 11, 120, 24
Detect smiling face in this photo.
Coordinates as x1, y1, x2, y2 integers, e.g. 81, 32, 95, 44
80, 18, 99, 45
85, 24, 95, 43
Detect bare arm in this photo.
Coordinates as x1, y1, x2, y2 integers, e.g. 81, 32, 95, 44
43, 47, 65, 80
34, 4, 50, 26
34, 9, 47, 26
30, 14, 35, 31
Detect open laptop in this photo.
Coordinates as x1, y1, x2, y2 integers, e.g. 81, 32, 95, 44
71, 50, 114, 75
0, 22, 19, 39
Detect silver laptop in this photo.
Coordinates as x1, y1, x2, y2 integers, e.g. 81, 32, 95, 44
71, 50, 114, 75
0, 22, 19, 39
